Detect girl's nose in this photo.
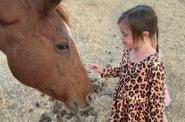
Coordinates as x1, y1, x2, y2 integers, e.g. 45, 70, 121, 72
120, 36, 123, 40
120, 36, 124, 41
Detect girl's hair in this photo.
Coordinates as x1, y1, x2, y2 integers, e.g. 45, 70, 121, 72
117, 5, 159, 53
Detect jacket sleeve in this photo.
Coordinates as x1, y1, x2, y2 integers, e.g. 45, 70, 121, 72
149, 63, 165, 121
100, 65, 122, 78
100, 49, 127, 78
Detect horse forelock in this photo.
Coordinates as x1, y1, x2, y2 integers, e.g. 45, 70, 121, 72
57, 4, 70, 26
21, 0, 69, 25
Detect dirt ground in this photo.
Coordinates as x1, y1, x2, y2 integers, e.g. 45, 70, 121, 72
0, 0, 185, 122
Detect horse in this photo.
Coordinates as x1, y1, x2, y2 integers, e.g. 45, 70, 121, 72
0, 0, 93, 112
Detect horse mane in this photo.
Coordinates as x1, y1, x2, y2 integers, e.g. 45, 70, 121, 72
57, 4, 70, 25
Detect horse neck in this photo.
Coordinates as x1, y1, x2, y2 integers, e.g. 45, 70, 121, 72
0, 37, 10, 55
0, 38, 6, 53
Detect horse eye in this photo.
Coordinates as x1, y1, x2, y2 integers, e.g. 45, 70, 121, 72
56, 43, 69, 52
0, 18, 19, 27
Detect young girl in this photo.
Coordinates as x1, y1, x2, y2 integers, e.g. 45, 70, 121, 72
90, 5, 170, 122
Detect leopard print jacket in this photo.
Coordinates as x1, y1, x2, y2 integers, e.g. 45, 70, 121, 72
101, 49, 165, 122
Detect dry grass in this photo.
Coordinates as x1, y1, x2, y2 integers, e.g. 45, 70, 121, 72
0, 0, 185, 121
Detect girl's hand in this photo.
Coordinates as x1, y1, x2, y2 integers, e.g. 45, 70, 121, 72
89, 64, 104, 74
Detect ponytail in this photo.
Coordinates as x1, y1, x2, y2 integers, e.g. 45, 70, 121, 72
156, 42, 159, 53
156, 28, 159, 53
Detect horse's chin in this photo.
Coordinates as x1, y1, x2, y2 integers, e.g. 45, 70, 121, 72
64, 100, 92, 113
64, 102, 80, 113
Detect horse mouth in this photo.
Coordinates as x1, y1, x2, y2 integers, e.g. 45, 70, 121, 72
64, 101, 84, 112
65, 93, 95, 112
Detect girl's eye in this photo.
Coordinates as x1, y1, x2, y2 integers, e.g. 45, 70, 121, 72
122, 33, 128, 37
124, 34, 128, 37
121, 31, 128, 37
56, 42, 69, 52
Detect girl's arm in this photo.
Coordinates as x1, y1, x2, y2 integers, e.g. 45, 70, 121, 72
90, 64, 122, 78
149, 63, 166, 121
100, 65, 122, 78
90, 49, 126, 78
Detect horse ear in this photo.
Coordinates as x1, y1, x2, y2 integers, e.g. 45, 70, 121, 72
37, 0, 62, 17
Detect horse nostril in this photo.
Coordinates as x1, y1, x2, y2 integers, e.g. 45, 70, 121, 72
68, 101, 80, 112
73, 101, 80, 108
88, 95, 92, 102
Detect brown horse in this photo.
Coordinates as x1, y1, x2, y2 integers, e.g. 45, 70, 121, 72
0, 0, 93, 112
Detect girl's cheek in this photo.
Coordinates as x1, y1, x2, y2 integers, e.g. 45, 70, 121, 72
120, 37, 124, 42
120, 35, 124, 40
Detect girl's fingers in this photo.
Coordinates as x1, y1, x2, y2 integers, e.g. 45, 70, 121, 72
89, 64, 103, 73
90, 64, 98, 69
89, 64, 94, 68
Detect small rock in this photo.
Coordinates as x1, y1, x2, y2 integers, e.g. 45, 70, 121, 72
28, 108, 33, 113
52, 101, 63, 113
57, 110, 67, 118
56, 110, 67, 122
80, 107, 97, 117
109, 59, 113, 63
69, 116, 82, 122
40, 93, 45, 97
39, 113, 52, 122
66, 112, 75, 120
49, 97, 55, 102
34, 102, 41, 108
92, 83, 104, 93
106, 64, 112, 68
90, 77, 98, 83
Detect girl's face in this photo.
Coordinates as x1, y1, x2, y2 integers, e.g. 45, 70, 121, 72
118, 22, 134, 48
